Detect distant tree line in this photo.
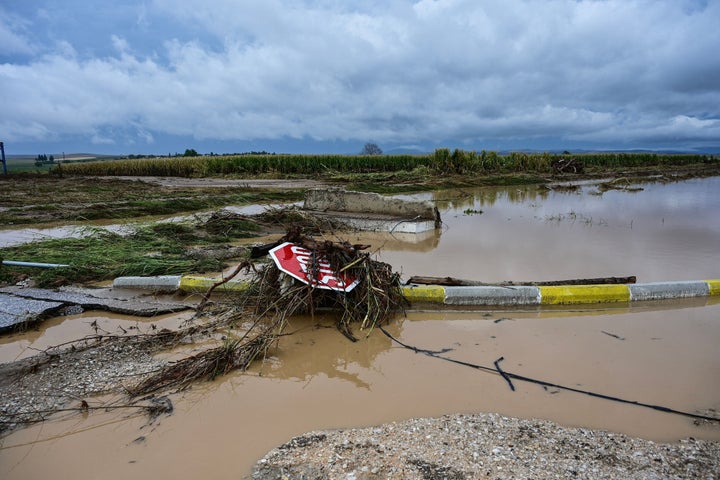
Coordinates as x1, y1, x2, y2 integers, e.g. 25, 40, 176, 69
164, 149, 277, 157
35, 154, 55, 167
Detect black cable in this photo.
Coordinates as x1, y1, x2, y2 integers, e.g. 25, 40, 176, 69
494, 356, 515, 392
379, 326, 720, 424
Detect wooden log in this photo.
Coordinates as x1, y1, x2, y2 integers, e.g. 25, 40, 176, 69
406, 275, 637, 286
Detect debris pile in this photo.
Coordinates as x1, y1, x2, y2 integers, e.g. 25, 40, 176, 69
247, 228, 406, 340
127, 228, 406, 396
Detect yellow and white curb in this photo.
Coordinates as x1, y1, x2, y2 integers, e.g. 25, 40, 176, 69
112, 275, 248, 292
401, 280, 720, 306
113, 275, 720, 306
179, 275, 249, 293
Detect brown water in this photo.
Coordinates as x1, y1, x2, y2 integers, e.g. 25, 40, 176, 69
1, 177, 719, 479
0, 310, 196, 363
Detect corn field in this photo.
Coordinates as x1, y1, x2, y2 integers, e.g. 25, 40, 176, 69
52, 151, 716, 178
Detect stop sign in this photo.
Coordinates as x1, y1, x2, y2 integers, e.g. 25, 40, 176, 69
268, 242, 360, 292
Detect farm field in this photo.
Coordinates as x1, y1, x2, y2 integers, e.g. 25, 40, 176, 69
1, 154, 719, 479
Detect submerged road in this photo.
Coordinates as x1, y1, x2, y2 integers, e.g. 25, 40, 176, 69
0, 286, 192, 332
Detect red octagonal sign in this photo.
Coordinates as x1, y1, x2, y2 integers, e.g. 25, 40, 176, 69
268, 242, 360, 292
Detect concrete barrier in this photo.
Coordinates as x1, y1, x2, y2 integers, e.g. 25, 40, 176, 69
444, 286, 541, 306
178, 275, 249, 293
113, 275, 720, 306
628, 281, 710, 302
304, 188, 438, 220
539, 284, 631, 305
401, 280, 720, 306
112, 275, 182, 290
708, 279, 720, 296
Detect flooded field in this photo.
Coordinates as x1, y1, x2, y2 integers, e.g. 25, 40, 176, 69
1, 177, 719, 479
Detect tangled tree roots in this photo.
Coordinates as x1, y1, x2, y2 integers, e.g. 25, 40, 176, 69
129, 229, 406, 396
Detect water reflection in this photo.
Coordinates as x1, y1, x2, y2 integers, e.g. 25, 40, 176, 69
431, 184, 553, 211
0, 310, 195, 362
377, 176, 720, 284
253, 314, 395, 390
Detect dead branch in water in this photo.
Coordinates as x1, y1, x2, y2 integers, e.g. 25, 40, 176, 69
128, 330, 274, 396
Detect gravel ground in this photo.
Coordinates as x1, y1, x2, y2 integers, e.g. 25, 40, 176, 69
252, 413, 720, 480
0, 340, 163, 433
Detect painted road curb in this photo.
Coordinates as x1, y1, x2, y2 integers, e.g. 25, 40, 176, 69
113, 275, 720, 306
179, 275, 249, 293
113, 275, 182, 290
401, 280, 720, 306
112, 275, 248, 292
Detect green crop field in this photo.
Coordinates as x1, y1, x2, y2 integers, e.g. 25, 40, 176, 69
50, 150, 717, 178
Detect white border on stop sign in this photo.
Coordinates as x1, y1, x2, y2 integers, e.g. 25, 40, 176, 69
268, 242, 360, 292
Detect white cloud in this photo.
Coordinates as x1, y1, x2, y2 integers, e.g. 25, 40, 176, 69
1, 0, 719, 152
0, 8, 36, 56
111, 35, 130, 53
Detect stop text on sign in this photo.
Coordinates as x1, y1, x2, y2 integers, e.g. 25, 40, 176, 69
268, 242, 360, 292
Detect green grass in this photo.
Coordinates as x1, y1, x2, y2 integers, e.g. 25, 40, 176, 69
0, 221, 263, 287
3, 159, 54, 173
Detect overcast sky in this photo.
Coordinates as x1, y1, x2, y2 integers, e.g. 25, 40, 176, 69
1, 0, 719, 155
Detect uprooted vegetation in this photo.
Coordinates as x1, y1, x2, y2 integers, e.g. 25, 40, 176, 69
130, 228, 405, 395
0, 175, 304, 226
0, 228, 406, 434
0, 207, 350, 288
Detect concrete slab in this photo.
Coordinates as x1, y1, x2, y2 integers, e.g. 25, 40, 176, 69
0, 287, 192, 332
303, 188, 441, 233
304, 188, 438, 218
308, 210, 438, 233
0, 293, 64, 331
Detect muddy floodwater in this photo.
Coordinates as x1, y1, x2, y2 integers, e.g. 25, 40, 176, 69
2, 177, 720, 479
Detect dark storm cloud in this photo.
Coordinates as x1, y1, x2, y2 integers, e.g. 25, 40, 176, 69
1, 0, 718, 153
